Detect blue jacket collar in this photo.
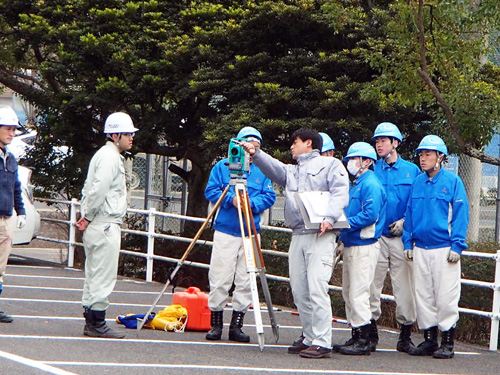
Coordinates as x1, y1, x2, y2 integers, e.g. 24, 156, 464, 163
381, 155, 402, 170
425, 167, 444, 184
354, 169, 372, 185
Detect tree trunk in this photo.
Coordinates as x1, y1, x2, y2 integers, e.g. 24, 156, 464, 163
458, 155, 481, 242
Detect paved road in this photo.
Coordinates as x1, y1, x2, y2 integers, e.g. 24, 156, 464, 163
1, 250, 498, 375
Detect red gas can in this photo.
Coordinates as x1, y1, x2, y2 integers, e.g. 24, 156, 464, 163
172, 286, 211, 331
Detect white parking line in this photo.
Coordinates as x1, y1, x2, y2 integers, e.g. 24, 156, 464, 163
0, 349, 77, 375
7, 264, 56, 270
6, 315, 317, 331
1, 297, 155, 307
0, 334, 480, 356
6, 284, 170, 295
40, 361, 481, 374
7, 274, 85, 281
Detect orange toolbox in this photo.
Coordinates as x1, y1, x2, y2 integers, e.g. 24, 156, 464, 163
172, 286, 211, 331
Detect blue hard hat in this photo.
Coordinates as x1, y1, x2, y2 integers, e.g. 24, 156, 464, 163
343, 142, 377, 162
416, 135, 448, 156
372, 122, 403, 142
319, 132, 335, 152
237, 126, 262, 143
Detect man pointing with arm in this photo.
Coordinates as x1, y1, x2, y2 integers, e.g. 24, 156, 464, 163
242, 128, 349, 359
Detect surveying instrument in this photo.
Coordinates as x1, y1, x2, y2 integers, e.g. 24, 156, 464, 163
137, 138, 279, 351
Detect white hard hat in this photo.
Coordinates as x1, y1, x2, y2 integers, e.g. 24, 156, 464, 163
0, 106, 22, 128
104, 112, 138, 134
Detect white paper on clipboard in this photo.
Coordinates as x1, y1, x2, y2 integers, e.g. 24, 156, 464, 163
294, 191, 349, 230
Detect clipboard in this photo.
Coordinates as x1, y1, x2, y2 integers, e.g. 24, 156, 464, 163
294, 191, 350, 230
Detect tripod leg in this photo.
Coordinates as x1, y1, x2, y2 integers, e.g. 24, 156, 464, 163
136, 185, 231, 334
243, 190, 280, 343
235, 184, 265, 351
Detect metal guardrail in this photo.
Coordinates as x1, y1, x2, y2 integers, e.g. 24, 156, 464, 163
36, 197, 500, 351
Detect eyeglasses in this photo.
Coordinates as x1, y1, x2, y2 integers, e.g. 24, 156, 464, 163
121, 133, 135, 138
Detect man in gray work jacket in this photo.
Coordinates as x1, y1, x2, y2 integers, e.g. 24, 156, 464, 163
76, 112, 138, 338
242, 128, 349, 358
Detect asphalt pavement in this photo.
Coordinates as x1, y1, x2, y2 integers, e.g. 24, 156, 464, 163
0, 249, 498, 375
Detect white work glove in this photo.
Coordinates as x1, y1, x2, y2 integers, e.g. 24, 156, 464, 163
404, 249, 413, 261
388, 218, 405, 237
16, 215, 26, 229
447, 250, 460, 263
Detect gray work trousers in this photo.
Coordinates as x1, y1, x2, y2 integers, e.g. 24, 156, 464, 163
289, 231, 337, 349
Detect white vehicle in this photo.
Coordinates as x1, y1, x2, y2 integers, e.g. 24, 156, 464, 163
10, 129, 69, 161
12, 166, 41, 245
9, 129, 37, 159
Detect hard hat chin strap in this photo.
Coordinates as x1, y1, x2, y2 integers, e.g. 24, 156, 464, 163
384, 139, 398, 161
355, 157, 372, 178
433, 152, 444, 171
384, 149, 394, 161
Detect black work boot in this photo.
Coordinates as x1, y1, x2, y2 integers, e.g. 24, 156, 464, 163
333, 327, 358, 352
228, 310, 250, 343
85, 310, 125, 339
369, 319, 379, 352
397, 323, 416, 353
0, 286, 10, 323
0, 310, 13, 323
408, 326, 438, 356
339, 324, 371, 356
205, 310, 223, 341
83, 306, 91, 335
433, 327, 456, 359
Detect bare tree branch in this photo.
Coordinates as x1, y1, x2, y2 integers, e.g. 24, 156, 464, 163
0, 68, 52, 107
143, 143, 182, 157
416, 1, 469, 153
417, 67, 465, 150
33, 47, 62, 94
168, 163, 190, 182
0, 68, 46, 89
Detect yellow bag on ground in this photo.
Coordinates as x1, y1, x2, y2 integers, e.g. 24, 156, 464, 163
150, 305, 188, 332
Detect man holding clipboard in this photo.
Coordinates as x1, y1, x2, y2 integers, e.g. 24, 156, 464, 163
242, 128, 349, 359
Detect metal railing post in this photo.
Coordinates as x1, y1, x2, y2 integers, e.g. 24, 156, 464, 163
146, 207, 156, 282
67, 198, 77, 267
489, 250, 500, 351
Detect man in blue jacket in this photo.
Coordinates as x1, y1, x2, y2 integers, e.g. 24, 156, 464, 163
0, 106, 26, 323
319, 132, 335, 157
403, 135, 469, 359
335, 142, 386, 356
205, 126, 276, 343
369, 122, 420, 352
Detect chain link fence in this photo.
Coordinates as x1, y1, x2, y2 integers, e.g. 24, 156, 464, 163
128, 153, 186, 234
446, 153, 498, 243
